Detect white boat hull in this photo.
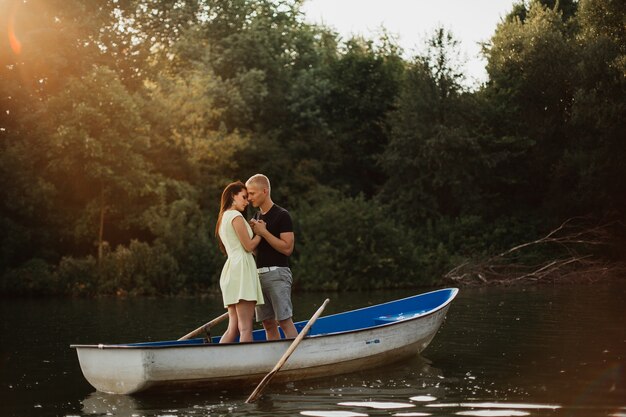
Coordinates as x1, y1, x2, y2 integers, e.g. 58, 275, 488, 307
73, 289, 457, 394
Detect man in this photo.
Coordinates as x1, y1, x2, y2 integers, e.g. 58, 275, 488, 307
245, 174, 298, 340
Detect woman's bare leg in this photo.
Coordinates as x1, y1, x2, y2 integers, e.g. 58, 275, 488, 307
219, 305, 239, 343
236, 300, 256, 342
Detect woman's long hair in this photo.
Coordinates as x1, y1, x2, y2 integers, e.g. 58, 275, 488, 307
215, 181, 247, 255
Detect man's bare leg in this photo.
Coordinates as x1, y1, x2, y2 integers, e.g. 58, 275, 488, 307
278, 318, 298, 338
262, 319, 281, 340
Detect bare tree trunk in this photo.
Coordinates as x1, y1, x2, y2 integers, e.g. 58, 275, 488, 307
98, 186, 105, 264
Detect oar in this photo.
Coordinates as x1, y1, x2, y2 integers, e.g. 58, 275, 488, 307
178, 312, 229, 341
245, 298, 330, 403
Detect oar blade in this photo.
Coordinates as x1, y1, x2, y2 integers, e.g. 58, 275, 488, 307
245, 370, 277, 403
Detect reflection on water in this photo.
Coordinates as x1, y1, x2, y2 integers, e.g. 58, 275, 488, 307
301, 412, 368, 417
455, 411, 529, 417
78, 390, 583, 417
410, 395, 437, 401
1, 282, 625, 416
425, 402, 560, 409
82, 392, 141, 414
338, 401, 415, 409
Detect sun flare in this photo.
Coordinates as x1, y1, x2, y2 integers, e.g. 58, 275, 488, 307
7, 2, 22, 55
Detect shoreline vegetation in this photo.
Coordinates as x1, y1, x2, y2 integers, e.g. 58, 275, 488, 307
1, 0, 624, 297
444, 218, 626, 286
3, 217, 624, 298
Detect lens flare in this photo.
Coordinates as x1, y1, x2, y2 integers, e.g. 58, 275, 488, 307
8, 3, 22, 55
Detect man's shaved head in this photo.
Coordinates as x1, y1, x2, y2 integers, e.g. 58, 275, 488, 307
246, 174, 271, 193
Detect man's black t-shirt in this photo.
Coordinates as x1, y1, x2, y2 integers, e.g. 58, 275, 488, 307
256, 204, 293, 268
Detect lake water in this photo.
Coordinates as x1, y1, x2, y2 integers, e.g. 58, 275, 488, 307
1, 281, 624, 417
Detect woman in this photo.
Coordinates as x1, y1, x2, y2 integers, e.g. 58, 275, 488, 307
215, 181, 264, 343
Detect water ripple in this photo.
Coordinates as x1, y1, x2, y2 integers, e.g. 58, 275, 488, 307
425, 402, 561, 409
409, 395, 437, 402
338, 401, 415, 409
301, 411, 368, 417
455, 411, 530, 417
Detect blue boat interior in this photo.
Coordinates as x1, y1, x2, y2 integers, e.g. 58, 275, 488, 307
119, 288, 457, 347
301, 288, 456, 336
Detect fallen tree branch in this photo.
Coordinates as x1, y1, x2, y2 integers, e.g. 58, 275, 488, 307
444, 217, 625, 285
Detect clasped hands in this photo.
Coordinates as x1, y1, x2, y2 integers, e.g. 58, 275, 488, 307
249, 219, 267, 236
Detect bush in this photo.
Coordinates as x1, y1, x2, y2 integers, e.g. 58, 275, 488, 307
96, 241, 184, 296
54, 241, 185, 296
0, 258, 57, 295
292, 187, 548, 291
145, 198, 222, 292
56, 255, 99, 296
293, 193, 430, 290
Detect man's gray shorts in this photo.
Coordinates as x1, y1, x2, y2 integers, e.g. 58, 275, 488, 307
255, 267, 293, 322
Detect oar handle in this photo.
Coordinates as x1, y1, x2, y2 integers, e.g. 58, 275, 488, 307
178, 312, 229, 341
245, 298, 330, 403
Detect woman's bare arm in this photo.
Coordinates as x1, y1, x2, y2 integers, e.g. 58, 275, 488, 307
233, 215, 261, 252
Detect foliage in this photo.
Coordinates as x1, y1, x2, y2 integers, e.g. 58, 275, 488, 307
381, 28, 488, 223
0, 258, 57, 295
28, 65, 167, 266
1, 0, 624, 296
565, 0, 626, 215
293, 190, 425, 291
96, 241, 183, 296
144, 197, 222, 290
318, 36, 404, 197
484, 0, 625, 218
52, 241, 183, 296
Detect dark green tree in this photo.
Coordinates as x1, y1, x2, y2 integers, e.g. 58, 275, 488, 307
381, 28, 484, 222
484, 1, 576, 212
505, 0, 578, 23
318, 35, 404, 197
560, 0, 626, 215
37, 66, 163, 260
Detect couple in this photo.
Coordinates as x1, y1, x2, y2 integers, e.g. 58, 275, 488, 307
215, 174, 297, 343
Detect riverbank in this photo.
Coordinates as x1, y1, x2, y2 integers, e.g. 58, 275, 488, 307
444, 259, 626, 286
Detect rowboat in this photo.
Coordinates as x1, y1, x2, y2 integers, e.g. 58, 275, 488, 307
71, 288, 458, 395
